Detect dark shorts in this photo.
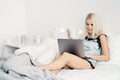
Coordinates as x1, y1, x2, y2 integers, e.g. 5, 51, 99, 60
85, 59, 95, 69
82, 57, 95, 69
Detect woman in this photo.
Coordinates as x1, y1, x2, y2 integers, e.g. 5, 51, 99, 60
37, 13, 110, 74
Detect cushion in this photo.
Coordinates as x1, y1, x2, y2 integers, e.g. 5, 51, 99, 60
15, 38, 59, 65
0, 44, 18, 60
3, 45, 19, 53
37, 38, 59, 64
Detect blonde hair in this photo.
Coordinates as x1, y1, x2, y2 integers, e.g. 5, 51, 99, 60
85, 13, 103, 38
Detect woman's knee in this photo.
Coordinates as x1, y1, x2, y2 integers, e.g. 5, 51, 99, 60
62, 52, 70, 56
62, 52, 74, 59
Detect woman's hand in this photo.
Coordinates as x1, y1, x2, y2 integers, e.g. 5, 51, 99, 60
85, 54, 109, 61
66, 28, 71, 39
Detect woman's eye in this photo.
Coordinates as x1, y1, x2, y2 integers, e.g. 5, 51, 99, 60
91, 24, 93, 26
86, 23, 89, 25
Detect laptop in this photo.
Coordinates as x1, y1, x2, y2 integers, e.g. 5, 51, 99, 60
57, 39, 85, 58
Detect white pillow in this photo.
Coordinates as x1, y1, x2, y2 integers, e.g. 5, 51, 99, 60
15, 46, 42, 60
0, 44, 17, 59
15, 38, 59, 65
102, 35, 120, 65
3, 45, 19, 53
37, 38, 59, 64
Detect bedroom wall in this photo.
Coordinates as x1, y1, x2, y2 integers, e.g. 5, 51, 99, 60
26, 0, 120, 39
0, 0, 26, 41
0, 0, 120, 41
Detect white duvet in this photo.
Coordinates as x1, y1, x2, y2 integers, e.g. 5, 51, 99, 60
14, 35, 120, 80
15, 38, 59, 65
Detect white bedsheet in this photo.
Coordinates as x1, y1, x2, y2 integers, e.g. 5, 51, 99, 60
57, 63, 120, 80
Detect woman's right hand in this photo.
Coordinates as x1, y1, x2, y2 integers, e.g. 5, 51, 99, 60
67, 28, 71, 39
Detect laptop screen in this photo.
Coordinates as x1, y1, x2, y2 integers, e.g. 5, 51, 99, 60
57, 39, 85, 58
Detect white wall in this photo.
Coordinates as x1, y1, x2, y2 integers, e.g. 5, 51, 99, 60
0, 0, 26, 40
26, 0, 120, 39
0, 0, 120, 41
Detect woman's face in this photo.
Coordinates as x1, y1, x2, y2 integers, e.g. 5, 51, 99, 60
86, 19, 93, 34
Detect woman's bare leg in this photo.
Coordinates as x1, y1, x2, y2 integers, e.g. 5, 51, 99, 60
54, 54, 70, 69
50, 70, 60, 74
37, 52, 92, 71
49, 54, 61, 74
49, 54, 70, 74
37, 53, 68, 70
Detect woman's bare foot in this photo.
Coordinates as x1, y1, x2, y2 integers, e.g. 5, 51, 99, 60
36, 65, 46, 69
50, 70, 60, 74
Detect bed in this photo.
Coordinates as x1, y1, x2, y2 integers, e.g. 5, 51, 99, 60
0, 34, 120, 80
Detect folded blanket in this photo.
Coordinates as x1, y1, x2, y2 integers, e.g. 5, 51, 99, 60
0, 70, 20, 80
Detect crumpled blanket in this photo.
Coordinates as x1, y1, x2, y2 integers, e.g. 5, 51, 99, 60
0, 52, 63, 80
